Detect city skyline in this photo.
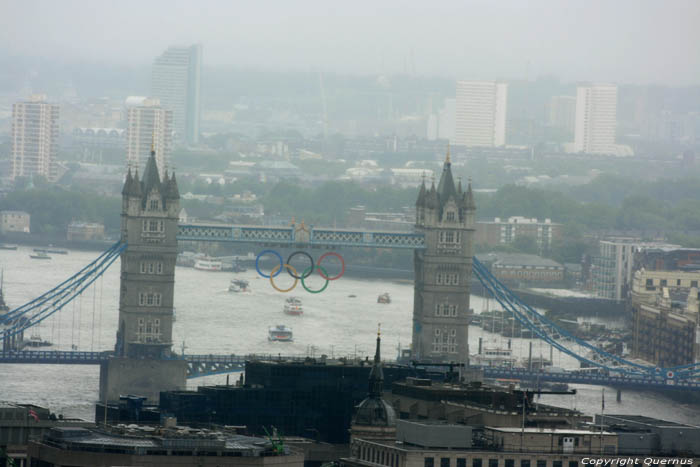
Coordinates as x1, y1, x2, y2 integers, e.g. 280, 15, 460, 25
1, 0, 699, 86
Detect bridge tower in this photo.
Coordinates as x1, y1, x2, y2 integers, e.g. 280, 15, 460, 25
412, 147, 475, 363
99, 149, 186, 403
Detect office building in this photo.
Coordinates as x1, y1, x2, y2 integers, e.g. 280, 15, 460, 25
438, 98, 456, 142
455, 81, 507, 147
549, 95, 576, 135
591, 238, 680, 301
573, 83, 618, 154
125, 96, 173, 177
10, 95, 59, 181
151, 44, 202, 145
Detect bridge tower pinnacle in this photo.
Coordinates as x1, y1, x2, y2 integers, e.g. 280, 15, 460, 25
117, 149, 180, 358
412, 147, 475, 363
100, 150, 185, 403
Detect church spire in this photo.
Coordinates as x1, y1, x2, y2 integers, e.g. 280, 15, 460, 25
368, 324, 384, 398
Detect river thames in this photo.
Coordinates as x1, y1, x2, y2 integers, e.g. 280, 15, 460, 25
1, 246, 699, 424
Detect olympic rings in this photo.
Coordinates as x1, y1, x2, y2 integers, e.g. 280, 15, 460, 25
286, 251, 314, 279
316, 252, 345, 281
256, 250, 283, 278
301, 266, 329, 294
269, 264, 299, 293
255, 250, 345, 293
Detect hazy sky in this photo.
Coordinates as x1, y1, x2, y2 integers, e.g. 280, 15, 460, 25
2, 0, 699, 85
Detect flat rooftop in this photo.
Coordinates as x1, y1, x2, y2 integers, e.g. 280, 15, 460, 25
603, 414, 700, 429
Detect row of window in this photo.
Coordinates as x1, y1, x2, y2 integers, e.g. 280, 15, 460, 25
359, 443, 399, 467
645, 278, 699, 288
435, 303, 458, 317
140, 261, 164, 274
138, 292, 162, 306
425, 458, 577, 467
439, 231, 461, 243
142, 219, 164, 233
436, 273, 459, 285
136, 318, 161, 342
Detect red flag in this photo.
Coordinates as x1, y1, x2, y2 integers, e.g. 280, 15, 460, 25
28, 409, 39, 423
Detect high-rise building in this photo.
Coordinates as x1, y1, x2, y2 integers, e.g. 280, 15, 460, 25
125, 97, 173, 177
573, 83, 618, 154
11, 95, 59, 181
549, 95, 576, 135
438, 98, 456, 142
151, 44, 202, 145
455, 81, 507, 147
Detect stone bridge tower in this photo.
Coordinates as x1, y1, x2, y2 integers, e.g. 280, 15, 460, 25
100, 149, 187, 403
412, 147, 475, 363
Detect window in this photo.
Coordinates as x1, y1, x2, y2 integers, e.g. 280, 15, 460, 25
140, 262, 147, 273
473, 459, 482, 467
677, 279, 682, 286
660, 279, 667, 287
488, 460, 498, 467
457, 460, 467, 467
537, 461, 546, 467
148, 263, 154, 274
446, 211, 455, 221
441, 458, 451, 467
692, 280, 698, 288
505, 461, 515, 467
568, 462, 578, 467
425, 458, 435, 467
553, 462, 562, 467
150, 199, 159, 210
520, 461, 530, 467
157, 262, 163, 274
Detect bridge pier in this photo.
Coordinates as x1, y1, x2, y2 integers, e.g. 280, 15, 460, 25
99, 358, 187, 403
617, 389, 622, 402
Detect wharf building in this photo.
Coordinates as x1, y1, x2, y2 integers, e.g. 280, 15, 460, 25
99, 149, 187, 403
412, 149, 475, 362
10, 95, 59, 181
151, 44, 202, 145
629, 267, 700, 367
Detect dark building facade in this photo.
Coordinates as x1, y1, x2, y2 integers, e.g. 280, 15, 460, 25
159, 359, 428, 444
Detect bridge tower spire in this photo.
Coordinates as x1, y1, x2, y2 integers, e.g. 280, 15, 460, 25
412, 146, 475, 363
100, 150, 185, 403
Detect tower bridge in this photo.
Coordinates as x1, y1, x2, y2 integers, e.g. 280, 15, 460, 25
2, 148, 700, 400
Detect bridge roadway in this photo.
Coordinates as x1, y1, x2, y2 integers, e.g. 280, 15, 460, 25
2, 351, 699, 391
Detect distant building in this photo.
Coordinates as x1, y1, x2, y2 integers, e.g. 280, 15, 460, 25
71, 127, 126, 162
67, 222, 105, 241
573, 83, 632, 156
475, 216, 561, 251
549, 95, 576, 135
455, 81, 507, 147
0, 210, 30, 234
591, 238, 681, 301
125, 96, 173, 178
151, 44, 202, 145
11, 95, 59, 181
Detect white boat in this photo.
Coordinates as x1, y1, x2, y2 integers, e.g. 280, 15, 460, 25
229, 279, 250, 293
283, 297, 303, 316
377, 293, 391, 304
194, 258, 222, 271
268, 325, 293, 342
471, 346, 517, 368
